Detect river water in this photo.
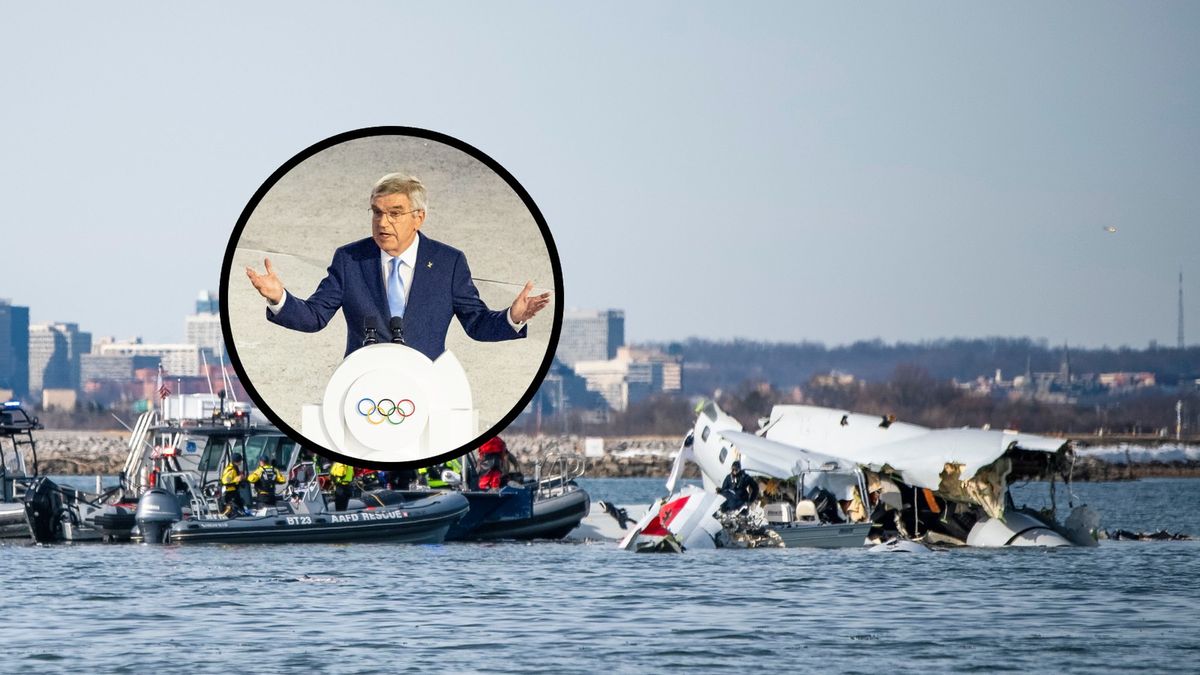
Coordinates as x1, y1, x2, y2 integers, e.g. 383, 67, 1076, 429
0, 477, 1197, 673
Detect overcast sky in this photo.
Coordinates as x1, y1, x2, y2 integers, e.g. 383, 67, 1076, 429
2, 2, 1197, 348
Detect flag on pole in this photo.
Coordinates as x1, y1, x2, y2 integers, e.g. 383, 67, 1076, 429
157, 365, 171, 399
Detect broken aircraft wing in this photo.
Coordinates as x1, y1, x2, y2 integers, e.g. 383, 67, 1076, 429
716, 429, 859, 478
800, 428, 1069, 492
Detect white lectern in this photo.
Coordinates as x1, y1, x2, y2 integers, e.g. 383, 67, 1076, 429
301, 343, 477, 463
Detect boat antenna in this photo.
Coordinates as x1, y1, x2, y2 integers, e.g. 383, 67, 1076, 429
110, 412, 159, 455
218, 342, 238, 404
200, 349, 216, 397
110, 412, 134, 433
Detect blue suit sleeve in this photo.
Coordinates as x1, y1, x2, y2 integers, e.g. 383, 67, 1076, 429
266, 255, 345, 333
451, 251, 526, 342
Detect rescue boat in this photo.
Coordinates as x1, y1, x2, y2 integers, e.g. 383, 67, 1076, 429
133, 482, 469, 545
400, 441, 591, 541
1, 401, 40, 538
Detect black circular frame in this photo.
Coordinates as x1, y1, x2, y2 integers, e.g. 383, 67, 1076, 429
218, 126, 564, 470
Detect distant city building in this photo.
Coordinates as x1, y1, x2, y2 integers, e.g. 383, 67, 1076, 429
187, 290, 226, 363
573, 359, 641, 412
28, 322, 92, 394
81, 362, 245, 409
556, 309, 624, 367
1097, 372, 1156, 391
812, 370, 857, 388
41, 388, 77, 411
573, 347, 680, 411
91, 335, 143, 351
81, 353, 161, 382
185, 312, 225, 363
619, 346, 683, 392
524, 359, 611, 423
196, 289, 219, 315
99, 342, 201, 376
0, 299, 30, 399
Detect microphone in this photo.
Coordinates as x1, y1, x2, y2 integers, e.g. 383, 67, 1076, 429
389, 316, 405, 345
363, 317, 379, 346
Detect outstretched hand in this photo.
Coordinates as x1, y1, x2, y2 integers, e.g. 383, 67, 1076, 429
510, 281, 551, 324
245, 257, 285, 304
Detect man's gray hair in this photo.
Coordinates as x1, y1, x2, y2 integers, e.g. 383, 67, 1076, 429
371, 173, 427, 212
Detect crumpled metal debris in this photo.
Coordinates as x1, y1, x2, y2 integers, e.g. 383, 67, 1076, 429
937, 457, 1011, 519
714, 503, 783, 548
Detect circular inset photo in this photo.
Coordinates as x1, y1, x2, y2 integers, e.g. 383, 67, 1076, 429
220, 127, 561, 469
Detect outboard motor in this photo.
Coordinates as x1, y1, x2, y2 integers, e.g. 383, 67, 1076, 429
22, 476, 65, 543
135, 487, 183, 544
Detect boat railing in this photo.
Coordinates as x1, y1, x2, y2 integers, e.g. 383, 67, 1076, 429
289, 472, 328, 514
533, 452, 586, 499
159, 470, 222, 520
1, 403, 42, 481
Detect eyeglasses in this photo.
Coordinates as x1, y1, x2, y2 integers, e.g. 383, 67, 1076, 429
369, 207, 423, 223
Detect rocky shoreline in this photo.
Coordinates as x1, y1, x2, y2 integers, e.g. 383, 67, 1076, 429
15, 431, 1200, 481
19, 430, 132, 476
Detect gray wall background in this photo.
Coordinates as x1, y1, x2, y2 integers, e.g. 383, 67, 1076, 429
227, 135, 555, 442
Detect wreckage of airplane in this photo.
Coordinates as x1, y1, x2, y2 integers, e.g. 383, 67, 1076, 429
620, 402, 1100, 552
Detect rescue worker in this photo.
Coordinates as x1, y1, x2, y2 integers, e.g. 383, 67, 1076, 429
220, 453, 246, 517
329, 461, 355, 511
357, 468, 381, 490
248, 454, 288, 507
476, 453, 503, 491
389, 468, 417, 490
718, 460, 760, 512
419, 457, 463, 489
475, 437, 512, 490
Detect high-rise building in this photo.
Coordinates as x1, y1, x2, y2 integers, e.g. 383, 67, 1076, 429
0, 299, 30, 398
99, 342, 201, 376
572, 358, 639, 411
573, 347, 683, 412
187, 290, 226, 363
28, 322, 92, 393
556, 309, 625, 367
526, 360, 610, 418
618, 346, 683, 392
81, 353, 161, 382
196, 289, 219, 315
186, 313, 225, 362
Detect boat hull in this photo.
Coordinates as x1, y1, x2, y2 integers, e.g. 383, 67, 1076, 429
147, 492, 469, 545
0, 502, 28, 538
369, 485, 592, 541
463, 486, 590, 541
767, 521, 873, 548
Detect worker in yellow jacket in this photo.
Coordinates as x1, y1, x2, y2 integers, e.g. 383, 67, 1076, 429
248, 455, 288, 507
330, 461, 355, 511
220, 453, 246, 517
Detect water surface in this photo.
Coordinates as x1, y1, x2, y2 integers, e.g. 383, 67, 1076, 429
0, 478, 1196, 673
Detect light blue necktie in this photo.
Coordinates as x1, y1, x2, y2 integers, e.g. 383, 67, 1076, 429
387, 256, 406, 318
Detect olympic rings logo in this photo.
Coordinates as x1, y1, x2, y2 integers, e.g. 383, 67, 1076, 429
356, 397, 416, 425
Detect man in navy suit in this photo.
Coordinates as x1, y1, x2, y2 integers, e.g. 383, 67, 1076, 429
245, 173, 551, 361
